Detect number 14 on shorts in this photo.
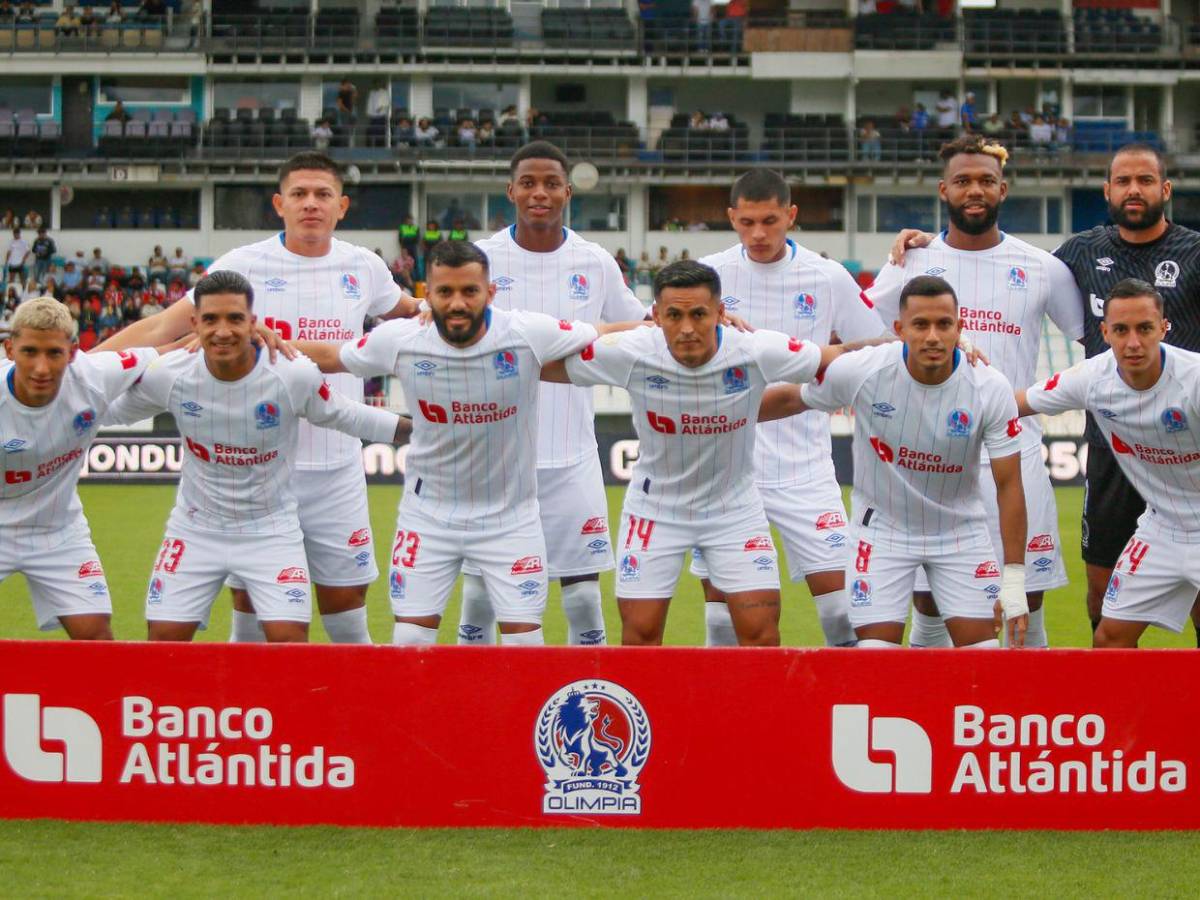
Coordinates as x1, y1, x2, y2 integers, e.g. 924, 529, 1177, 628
624, 516, 655, 550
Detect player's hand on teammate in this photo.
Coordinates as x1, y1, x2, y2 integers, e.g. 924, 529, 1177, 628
179, 323, 297, 362
887, 229, 934, 266
958, 337, 990, 367
721, 312, 754, 333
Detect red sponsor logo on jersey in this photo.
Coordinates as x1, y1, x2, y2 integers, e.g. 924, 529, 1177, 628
77, 560, 104, 579
580, 343, 595, 361
558, 319, 573, 331
419, 400, 448, 424
319, 380, 331, 401
975, 561, 1001, 579
646, 411, 676, 434
265, 317, 293, 340
1027, 533, 1054, 553
117, 350, 138, 370
510, 556, 543, 575
744, 536, 773, 551
347, 528, 371, 548
1112, 432, 1133, 454
1044, 372, 1062, 391
356, 335, 369, 349
869, 436, 894, 463
4, 470, 31, 484
580, 517, 608, 535
787, 337, 803, 353
815, 511, 847, 531
1007, 417, 1023, 438
185, 436, 210, 462
276, 567, 309, 584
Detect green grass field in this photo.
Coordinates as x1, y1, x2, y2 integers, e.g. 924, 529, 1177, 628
2, 484, 1198, 896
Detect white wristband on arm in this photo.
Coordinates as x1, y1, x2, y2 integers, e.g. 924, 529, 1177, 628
999, 563, 1028, 619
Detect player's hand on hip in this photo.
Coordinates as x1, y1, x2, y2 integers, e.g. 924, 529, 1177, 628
252, 323, 296, 362
887, 229, 934, 265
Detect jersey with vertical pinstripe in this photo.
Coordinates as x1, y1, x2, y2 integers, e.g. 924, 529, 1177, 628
475, 227, 647, 468
197, 234, 401, 470
801, 343, 1022, 555
1025, 345, 1200, 537
0, 349, 156, 547
867, 233, 1084, 455
339, 309, 598, 530
106, 350, 392, 536
565, 326, 822, 522
701, 240, 887, 487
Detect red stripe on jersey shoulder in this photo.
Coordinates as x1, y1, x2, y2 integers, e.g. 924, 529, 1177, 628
319, 380, 331, 401
118, 351, 138, 370
581, 343, 595, 361
859, 291, 875, 309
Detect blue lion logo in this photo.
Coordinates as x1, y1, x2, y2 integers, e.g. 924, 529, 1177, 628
555, 690, 628, 779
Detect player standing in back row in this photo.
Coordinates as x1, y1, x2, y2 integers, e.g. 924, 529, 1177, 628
98, 152, 419, 645
690, 169, 888, 648
455, 142, 650, 647
868, 135, 1084, 649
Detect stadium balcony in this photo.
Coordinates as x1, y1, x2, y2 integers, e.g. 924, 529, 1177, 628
0, 16, 176, 52
854, 12, 956, 51
97, 108, 197, 159
201, 107, 309, 158
641, 15, 745, 59
1073, 8, 1164, 55
0, 107, 60, 157
761, 114, 852, 164
422, 6, 514, 49
541, 7, 636, 52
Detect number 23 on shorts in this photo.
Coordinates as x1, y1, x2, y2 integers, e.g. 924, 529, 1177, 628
392, 530, 420, 568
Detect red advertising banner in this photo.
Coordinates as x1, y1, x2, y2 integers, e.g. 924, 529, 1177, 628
0, 641, 1195, 830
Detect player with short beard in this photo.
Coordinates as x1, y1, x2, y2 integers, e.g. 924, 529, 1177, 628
867, 134, 1083, 649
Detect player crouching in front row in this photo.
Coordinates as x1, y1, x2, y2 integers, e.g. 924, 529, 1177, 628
762, 275, 1030, 647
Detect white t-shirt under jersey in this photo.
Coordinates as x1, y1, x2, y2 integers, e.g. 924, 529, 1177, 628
565, 326, 822, 523
339, 308, 598, 530
199, 234, 402, 470
1025, 345, 1200, 538
702, 239, 887, 487
0, 349, 155, 548
476, 226, 647, 469
802, 342, 1022, 555
106, 349, 399, 536
867, 233, 1084, 454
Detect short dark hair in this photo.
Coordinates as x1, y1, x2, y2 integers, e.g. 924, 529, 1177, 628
509, 141, 569, 177
898, 275, 957, 312
277, 151, 343, 189
1104, 277, 1164, 315
1107, 143, 1167, 182
939, 133, 1008, 169
194, 270, 254, 310
653, 260, 721, 303
427, 240, 489, 277
730, 168, 790, 208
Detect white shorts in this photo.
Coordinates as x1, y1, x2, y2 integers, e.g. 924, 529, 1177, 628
147, 525, 312, 628
0, 524, 112, 631
389, 509, 547, 623
1102, 517, 1200, 633
846, 527, 1001, 628
463, 456, 614, 580
690, 479, 849, 583
227, 462, 378, 591
915, 446, 1066, 593
617, 505, 780, 600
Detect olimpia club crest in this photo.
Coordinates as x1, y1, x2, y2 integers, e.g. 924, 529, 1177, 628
536, 679, 651, 815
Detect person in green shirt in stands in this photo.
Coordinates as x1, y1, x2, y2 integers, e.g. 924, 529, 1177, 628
448, 218, 468, 242
398, 213, 420, 259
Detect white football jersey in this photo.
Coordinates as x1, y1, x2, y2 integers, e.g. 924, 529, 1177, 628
802, 342, 1022, 554
868, 233, 1084, 453
702, 239, 887, 487
106, 349, 399, 536
1025, 345, 1200, 537
339, 307, 598, 530
476, 227, 647, 468
0, 349, 155, 546
198, 234, 402, 470
565, 326, 822, 522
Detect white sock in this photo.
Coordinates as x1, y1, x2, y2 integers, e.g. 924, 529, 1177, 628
230, 609, 265, 643
500, 626, 544, 646
321, 607, 371, 644
1024, 606, 1048, 648
857, 638, 900, 648
392, 622, 438, 645
909, 610, 952, 648
704, 601, 738, 647
964, 637, 1001, 649
813, 590, 856, 646
561, 580, 607, 646
456, 573, 496, 645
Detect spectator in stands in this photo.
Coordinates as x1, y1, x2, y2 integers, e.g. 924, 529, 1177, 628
56, 5, 82, 36
15, 2, 35, 25
390, 248, 415, 293
105, 101, 130, 125
689, 110, 708, 130
457, 119, 478, 149
614, 248, 634, 287
80, 5, 97, 35
117, 290, 138, 324
858, 119, 882, 161
135, 0, 167, 20
397, 213, 420, 259
105, 1, 124, 25
708, 111, 729, 131
77, 325, 98, 352
22, 209, 42, 230
0, 210, 14, 231
960, 92, 977, 133
911, 102, 929, 131
393, 115, 415, 148
686, 220, 709, 232
1054, 116, 1071, 150
1006, 110, 1026, 137
1028, 114, 1053, 154
85, 267, 105, 294
140, 293, 163, 318
126, 267, 145, 293
335, 78, 358, 127
934, 90, 957, 131
366, 82, 389, 147
147, 246, 168, 281
0, 2, 13, 23
717, 0, 746, 52
311, 118, 333, 151
97, 299, 120, 336
42, 276, 60, 301
679, 248, 691, 260
60, 260, 81, 292
477, 120, 495, 148
187, 261, 205, 287
1019, 105, 1035, 126
693, 0, 712, 51
499, 105, 521, 129
3, 285, 20, 311
414, 117, 439, 147
167, 247, 188, 281
20, 276, 40, 302
5, 229, 29, 290
635, 251, 653, 286
90, 247, 109, 273
981, 112, 1005, 137
657, 245, 671, 268
31, 227, 54, 284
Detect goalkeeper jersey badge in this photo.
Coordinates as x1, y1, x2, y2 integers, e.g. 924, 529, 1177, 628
536, 679, 651, 815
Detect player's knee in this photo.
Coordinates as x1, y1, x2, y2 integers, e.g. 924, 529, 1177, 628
61, 616, 113, 641
737, 624, 780, 647
313, 583, 368, 613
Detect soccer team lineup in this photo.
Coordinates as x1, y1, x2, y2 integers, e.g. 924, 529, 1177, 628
5, 136, 1200, 652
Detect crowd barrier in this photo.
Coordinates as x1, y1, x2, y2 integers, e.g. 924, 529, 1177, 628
0, 641, 1195, 830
